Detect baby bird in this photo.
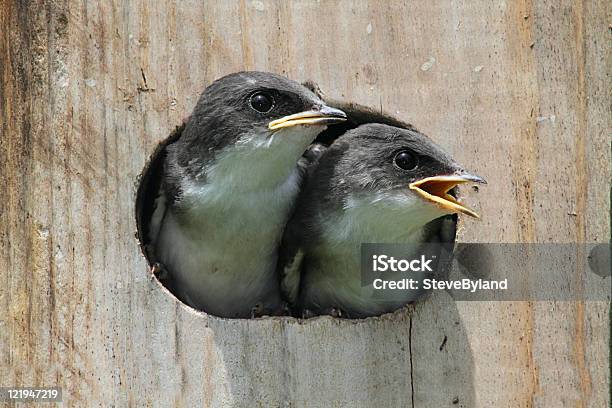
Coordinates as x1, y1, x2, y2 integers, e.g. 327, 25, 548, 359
150, 72, 346, 318
278, 123, 485, 318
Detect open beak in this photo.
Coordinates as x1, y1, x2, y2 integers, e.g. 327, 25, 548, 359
268, 105, 347, 130
409, 173, 486, 218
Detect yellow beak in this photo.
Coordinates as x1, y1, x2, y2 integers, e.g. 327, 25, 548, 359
409, 174, 485, 218
268, 106, 347, 130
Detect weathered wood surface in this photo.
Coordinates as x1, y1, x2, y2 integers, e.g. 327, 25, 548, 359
1, 0, 609, 407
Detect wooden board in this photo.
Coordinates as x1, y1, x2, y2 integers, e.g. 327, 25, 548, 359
1, 0, 609, 406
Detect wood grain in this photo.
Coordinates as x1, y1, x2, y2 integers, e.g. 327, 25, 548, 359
1, 0, 609, 406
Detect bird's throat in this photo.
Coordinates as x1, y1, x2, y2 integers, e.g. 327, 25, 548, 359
203, 126, 320, 192
320, 192, 448, 246
176, 126, 321, 226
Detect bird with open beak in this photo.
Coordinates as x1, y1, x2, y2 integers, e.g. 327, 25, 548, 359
278, 123, 485, 318
149, 72, 347, 318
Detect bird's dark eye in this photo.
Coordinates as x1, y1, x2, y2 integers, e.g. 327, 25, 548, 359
394, 150, 418, 170
249, 92, 275, 113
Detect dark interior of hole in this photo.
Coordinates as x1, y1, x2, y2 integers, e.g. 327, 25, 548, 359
135, 102, 457, 317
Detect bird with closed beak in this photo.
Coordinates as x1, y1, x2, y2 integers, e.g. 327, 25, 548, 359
278, 123, 485, 318
149, 71, 346, 318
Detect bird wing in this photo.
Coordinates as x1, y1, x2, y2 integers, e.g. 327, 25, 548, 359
135, 123, 184, 266
278, 207, 310, 307
149, 185, 167, 247
279, 244, 305, 306
278, 143, 327, 307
